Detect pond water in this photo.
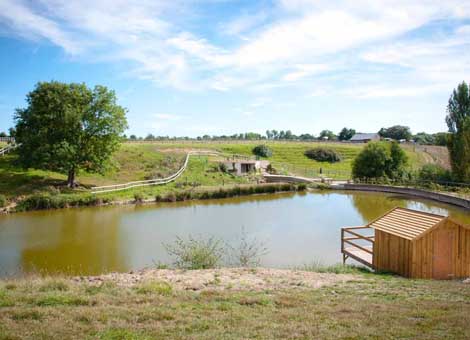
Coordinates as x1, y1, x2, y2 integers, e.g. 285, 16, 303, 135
0, 191, 469, 277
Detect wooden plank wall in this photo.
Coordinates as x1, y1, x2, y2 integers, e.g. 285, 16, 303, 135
373, 230, 412, 277
411, 220, 470, 279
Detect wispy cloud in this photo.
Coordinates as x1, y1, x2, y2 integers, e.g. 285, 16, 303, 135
0, 0, 469, 98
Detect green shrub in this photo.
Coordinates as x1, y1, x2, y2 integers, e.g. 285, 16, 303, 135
0, 195, 6, 208
134, 193, 144, 203
252, 145, 273, 158
418, 164, 452, 183
304, 147, 341, 163
352, 142, 407, 179
218, 162, 228, 172
16, 193, 107, 212
227, 227, 268, 267
163, 235, 224, 269
296, 183, 307, 191
165, 192, 177, 202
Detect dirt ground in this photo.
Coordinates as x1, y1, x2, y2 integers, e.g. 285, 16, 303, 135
73, 268, 357, 291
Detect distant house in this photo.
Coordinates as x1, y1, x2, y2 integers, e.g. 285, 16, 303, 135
349, 133, 380, 143
221, 160, 270, 175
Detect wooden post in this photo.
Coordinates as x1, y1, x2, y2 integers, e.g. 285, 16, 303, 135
342, 228, 345, 264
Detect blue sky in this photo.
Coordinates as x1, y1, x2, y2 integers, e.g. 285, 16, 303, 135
0, 0, 469, 137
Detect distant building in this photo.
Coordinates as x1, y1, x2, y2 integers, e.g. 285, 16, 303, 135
349, 133, 380, 143
221, 160, 270, 175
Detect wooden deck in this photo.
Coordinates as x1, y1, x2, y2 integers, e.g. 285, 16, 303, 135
341, 226, 374, 268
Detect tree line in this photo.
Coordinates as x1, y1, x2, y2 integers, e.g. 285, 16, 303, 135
124, 127, 448, 145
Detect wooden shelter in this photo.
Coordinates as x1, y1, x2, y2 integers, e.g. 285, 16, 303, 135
342, 207, 470, 279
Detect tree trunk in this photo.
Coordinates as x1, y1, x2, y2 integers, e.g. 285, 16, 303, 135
67, 168, 76, 188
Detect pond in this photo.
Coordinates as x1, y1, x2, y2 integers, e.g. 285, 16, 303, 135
0, 191, 469, 277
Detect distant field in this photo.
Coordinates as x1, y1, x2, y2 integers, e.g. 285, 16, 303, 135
149, 140, 436, 178
0, 140, 446, 200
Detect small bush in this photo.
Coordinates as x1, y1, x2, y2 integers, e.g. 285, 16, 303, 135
296, 183, 307, 191
314, 183, 331, 190
418, 164, 452, 182
304, 147, 341, 163
227, 227, 268, 267
266, 164, 276, 174
134, 193, 144, 203
218, 162, 228, 173
165, 192, 177, 202
252, 145, 273, 158
164, 235, 224, 269
0, 195, 6, 208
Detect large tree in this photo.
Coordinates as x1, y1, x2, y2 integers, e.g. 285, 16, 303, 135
14, 81, 128, 187
446, 81, 470, 182
318, 130, 336, 140
352, 142, 408, 179
378, 125, 412, 141
338, 127, 356, 141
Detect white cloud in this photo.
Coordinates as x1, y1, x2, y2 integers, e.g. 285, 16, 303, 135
282, 64, 331, 82
0, 0, 82, 54
0, 0, 470, 97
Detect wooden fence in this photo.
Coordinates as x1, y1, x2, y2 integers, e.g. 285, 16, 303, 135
91, 151, 226, 194
0, 144, 18, 156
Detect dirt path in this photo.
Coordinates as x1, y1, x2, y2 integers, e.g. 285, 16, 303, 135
73, 268, 358, 292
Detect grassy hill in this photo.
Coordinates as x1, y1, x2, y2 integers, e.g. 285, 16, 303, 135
0, 141, 446, 201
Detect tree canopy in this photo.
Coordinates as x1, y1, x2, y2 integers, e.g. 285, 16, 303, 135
14, 81, 128, 187
338, 128, 356, 141
318, 130, 336, 140
378, 125, 412, 141
352, 142, 408, 179
252, 145, 273, 158
446, 81, 470, 182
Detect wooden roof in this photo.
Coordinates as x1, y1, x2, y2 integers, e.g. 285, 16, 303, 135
367, 207, 446, 240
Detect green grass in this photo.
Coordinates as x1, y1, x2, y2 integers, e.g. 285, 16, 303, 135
0, 141, 440, 202
0, 272, 469, 339
150, 141, 433, 179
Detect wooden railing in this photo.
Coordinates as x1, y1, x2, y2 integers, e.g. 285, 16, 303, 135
0, 144, 18, 156
341, 226, 375, 267
91, 151, 238, 194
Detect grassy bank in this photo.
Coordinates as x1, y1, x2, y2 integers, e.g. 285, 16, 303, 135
14, 183, 306, 212
0, 269, 469, 339
0, 141, 445, 206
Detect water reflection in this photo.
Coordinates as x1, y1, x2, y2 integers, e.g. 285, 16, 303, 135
0, 191, 468, 277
